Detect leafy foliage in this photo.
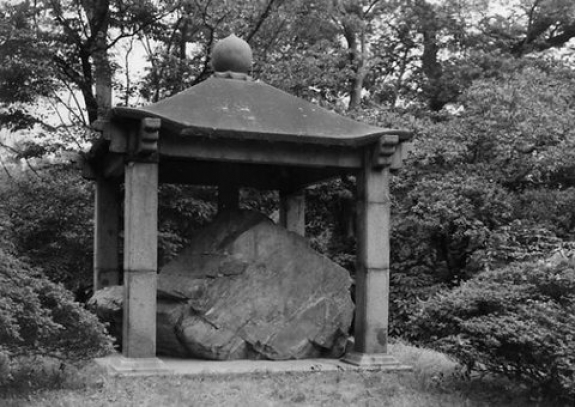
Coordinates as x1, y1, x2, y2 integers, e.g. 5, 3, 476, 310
2, 2, 575, 399
0, 211, 112, 385
410, 259, 575, 402
0, 2, 56, 105
158, 184, 218, 266
0, 167, 94, 293
0, 249, 113, 360
0, 168, 224, 291
388, 58, 575, 335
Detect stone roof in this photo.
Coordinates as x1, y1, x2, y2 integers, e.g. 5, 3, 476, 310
111, 77, 410, 147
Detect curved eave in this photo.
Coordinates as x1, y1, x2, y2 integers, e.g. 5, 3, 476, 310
111, 78, 411, 148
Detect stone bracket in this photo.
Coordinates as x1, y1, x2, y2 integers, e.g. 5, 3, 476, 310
390, 142, 412, 171
131, 117, 160, 161
91, 112, 118, 145
369, 135, 412, 170
370, 134, 399, 169
109, 121, 128, 153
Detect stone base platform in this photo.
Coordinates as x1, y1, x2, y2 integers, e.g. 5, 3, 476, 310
95, 353, 411, 377
95, 355, 172, 376
341, 351, 408, 368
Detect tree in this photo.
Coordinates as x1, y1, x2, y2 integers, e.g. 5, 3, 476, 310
502, 0, 575, 56
0, 1, 56, 129
3, 0, 575, 352
0, 0, 162, 128
388, 55, 575, 335
139, 0, 285, 101
45, 0, 162, 124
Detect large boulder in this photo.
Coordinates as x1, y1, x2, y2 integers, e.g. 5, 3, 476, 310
92, 210, 354, 360
87, 285, 123, 347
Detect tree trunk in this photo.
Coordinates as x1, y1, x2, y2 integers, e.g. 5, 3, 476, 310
82, 0, 112, 124
79, 50, 99, 124
417, 0, 444, 111
343, 20, 366, 111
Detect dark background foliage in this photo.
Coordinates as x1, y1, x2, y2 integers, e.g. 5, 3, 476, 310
1, 0, 575, 401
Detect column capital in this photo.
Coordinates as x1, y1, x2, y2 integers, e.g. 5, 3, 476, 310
125, 117, 160, 163
368, 134, 411, 171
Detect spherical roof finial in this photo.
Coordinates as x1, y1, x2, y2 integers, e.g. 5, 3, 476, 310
211, 34, 253, 79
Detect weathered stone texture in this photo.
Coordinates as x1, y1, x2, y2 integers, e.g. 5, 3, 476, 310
91, 210, 354, 360
88, 285, 123, 345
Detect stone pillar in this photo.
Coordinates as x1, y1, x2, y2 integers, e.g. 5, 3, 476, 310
279, 189, 305, 236
94, 176, 120, 290
343, 148, 400, 368
122, 161, 158, 358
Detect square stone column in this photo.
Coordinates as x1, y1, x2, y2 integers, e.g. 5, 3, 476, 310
343, 149, 401, 368
94, 176, 121, 290
279, 189, 305, 236
123, 161, 159, 359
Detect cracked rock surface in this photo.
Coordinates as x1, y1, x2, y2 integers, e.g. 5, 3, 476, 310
91, 209, 354, 360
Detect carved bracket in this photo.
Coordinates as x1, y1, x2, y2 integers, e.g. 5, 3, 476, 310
371, 134, 399, 169
91, 109, 115, 140
390, 142, 412, 171
369, 133, 413, 171
134, 117, 160, 159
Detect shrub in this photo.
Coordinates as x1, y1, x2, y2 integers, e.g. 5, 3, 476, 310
472, 222, 570, 271
388, 172, 512, 336
0, 167, 93, 292
411, 260, 575, 402
0, 246, 113, 385
0, 169, 220, 293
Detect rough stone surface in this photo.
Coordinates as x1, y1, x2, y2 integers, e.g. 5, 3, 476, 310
91, 210, 354, 360
88, 285, 123, 347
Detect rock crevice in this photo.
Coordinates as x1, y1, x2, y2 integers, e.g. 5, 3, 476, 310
90, 210, 354, 360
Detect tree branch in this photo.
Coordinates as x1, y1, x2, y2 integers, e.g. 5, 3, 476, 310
245, 0, 280, 44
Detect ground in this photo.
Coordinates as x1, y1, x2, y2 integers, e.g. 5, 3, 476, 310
0, 343, 565, 407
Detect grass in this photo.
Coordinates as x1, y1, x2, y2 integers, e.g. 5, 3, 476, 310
0, 342, 566, 407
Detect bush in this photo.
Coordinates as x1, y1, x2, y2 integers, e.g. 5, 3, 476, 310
0, 246, 113, 385
0, 167, 94, 293
0, 169, 221, 292
388, 171, 513, 335
410, 260, 575, 403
